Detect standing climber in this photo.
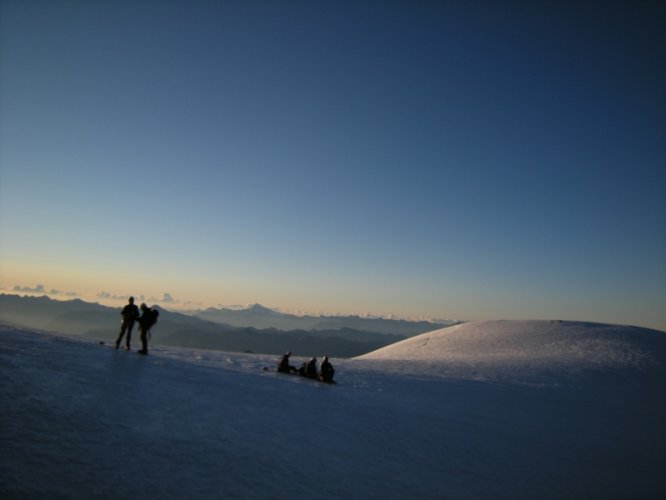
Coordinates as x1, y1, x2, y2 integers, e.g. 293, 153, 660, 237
115, 297, 140, 350
137, 303, 159, 355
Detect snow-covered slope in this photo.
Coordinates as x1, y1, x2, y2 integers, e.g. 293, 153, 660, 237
357, 320, 665, 384
1, 322, 664, 499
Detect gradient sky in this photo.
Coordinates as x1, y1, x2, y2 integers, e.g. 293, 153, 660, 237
1, 0, 665, 329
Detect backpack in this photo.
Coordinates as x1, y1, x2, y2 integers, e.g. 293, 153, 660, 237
141, 308, 159, 330
147, 309, 159, 328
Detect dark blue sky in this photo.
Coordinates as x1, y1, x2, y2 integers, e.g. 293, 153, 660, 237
1, 0, 664, 328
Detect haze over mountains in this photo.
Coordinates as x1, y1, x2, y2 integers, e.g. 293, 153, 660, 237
0, 294, 454, 357
191, 302, 453, 335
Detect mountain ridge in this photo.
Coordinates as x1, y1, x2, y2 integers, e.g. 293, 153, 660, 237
190, 303, 456, 335
0, 294, 417, 357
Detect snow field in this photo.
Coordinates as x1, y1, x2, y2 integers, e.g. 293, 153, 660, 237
1, 320, 664, 499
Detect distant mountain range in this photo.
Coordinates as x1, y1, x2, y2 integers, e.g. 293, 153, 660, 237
190, 303, 455, 335
0, 294, 457, 358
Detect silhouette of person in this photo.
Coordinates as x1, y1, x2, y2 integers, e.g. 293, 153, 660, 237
137, 303, 158, 355
319, 356, 335, 383
115, 297, 140, 350
304, 357, 318, 379
277, 352, 296, 374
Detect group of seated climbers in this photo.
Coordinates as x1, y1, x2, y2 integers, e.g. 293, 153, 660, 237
277, 352, 335, 383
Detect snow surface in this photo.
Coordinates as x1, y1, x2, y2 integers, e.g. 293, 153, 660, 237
358, 320, 665, 384
1, 320, 665, 499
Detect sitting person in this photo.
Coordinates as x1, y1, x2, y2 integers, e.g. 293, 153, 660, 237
277, 352, 296, 374
319, 356, 335, 383
304, 357, 318, 379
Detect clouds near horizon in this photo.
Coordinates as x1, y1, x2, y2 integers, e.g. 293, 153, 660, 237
9, 284, 79, 298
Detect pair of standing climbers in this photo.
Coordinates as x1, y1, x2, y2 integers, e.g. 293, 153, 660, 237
115, 296, 159, 355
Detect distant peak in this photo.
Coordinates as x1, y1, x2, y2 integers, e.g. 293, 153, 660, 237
247, 303, 276, 314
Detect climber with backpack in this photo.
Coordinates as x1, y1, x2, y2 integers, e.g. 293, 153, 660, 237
137, 303, 159, 355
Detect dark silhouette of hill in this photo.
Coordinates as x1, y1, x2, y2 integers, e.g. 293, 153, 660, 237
0, 294, 408, 357
0, 294, 227, 336
0, 294, 116, 334
157, 327, 397, 358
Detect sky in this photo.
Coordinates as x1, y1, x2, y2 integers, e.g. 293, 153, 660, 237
1, 0, 664, 329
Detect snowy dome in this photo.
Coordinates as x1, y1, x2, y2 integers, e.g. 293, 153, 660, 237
356, 320, 666, 382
